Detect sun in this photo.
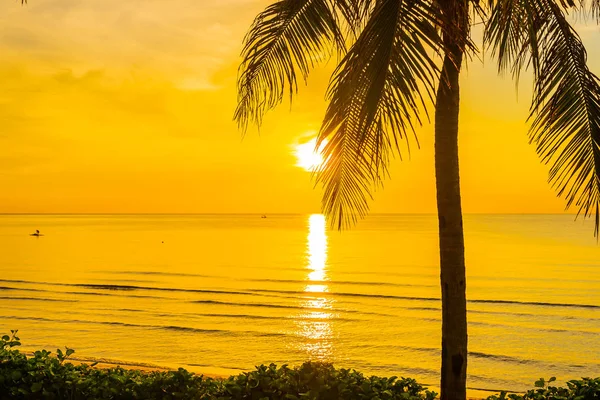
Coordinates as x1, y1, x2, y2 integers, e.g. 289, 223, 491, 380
294, 137, 327, 172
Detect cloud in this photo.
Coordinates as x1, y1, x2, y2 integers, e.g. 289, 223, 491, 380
0, 0, 265, 88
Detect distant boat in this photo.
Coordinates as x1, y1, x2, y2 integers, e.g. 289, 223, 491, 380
261, 215, 267, 219
30, 229, 44, 237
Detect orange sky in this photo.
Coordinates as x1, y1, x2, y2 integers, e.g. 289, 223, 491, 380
0, 0, 598, 214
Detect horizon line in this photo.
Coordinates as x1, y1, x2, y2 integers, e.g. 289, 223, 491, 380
0, 212, 580, 216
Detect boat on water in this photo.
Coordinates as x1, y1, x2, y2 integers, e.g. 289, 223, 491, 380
30, 229, 44, 237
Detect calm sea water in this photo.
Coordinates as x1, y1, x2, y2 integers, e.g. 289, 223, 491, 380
0, 214, 598, 395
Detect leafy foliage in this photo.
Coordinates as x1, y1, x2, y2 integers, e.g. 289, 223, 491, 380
3, 332, 599, 399
486, 376, 600, 400
1, 332, 437, 400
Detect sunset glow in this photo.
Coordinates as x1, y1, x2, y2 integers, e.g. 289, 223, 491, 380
294, 138, 327, 172
0, 0, 597, 213
1, 2, 599, 396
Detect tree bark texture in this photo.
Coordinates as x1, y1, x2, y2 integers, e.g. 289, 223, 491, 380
435, 6, 469, 399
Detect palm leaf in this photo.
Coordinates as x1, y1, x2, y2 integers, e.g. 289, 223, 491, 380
484, 0, 544, 82
234, 0, 346, 132
530, 1, 600, 236
316, 0, 441, 229
562, 0, 600, 19
591, 0, 600, 20
335, 0, 376, 34
487, 0, 600, 235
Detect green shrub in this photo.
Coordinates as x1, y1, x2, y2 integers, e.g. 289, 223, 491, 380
3, 332, 599, 399
486, 376, 600, 400
1, 331, 436, 400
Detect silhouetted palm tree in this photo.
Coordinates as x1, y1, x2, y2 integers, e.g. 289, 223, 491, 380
235, 1, 600, 399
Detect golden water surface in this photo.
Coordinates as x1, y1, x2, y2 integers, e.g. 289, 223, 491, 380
0, 214, 598, 395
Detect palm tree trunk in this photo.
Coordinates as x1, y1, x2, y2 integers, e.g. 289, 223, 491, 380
435, 37, 468, 400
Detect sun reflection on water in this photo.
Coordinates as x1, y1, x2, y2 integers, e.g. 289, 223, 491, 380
296, 214, 333, 360
306, 214, 327, 291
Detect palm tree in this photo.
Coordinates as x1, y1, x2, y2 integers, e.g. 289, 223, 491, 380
234, 1, 600, 399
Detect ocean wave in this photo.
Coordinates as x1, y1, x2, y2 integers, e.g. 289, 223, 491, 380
186, 363, 247, 371
353, 343, 439, 354
96, 270, 215, 278
158, 312, 358, 322
469, 308, 600, 322
0, 279, 255, 298
22, 354, 171, 371
0, 282, 173, 300
470, 299, 600, 309
252, 289, 600, 310
469, 351, 537, 364
2, 279, 598, 311
188, 300, 410, 319
0, 296, 77, 302
190, 299, 308, 310
93, 272, 439, 288
247, 288, 440, 301
0, 286, 44, 292
353, 345, 542, 366
246, 278, 436, 288
89, 278, 161, 284
1, 315, 287, 338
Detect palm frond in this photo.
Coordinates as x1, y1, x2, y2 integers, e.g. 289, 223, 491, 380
486, 0, 600, 235
335, 0, 376, 34
590, 0, 600, 20
529, 0, 600, 236
558, 0, 600, 20
234, 0, 345, 132
484, 0, 544, 83
316, 0, 441, 229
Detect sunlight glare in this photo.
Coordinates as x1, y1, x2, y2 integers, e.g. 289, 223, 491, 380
293, 138, 327, 172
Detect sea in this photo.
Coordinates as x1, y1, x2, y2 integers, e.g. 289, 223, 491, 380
0, 214, 598, 396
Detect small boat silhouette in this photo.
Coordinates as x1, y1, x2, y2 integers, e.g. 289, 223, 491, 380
261, 215, 267, 219
30, 229, 44, 237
